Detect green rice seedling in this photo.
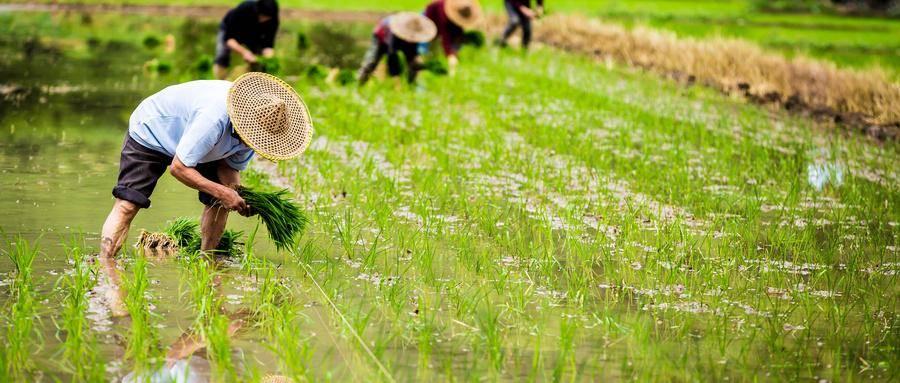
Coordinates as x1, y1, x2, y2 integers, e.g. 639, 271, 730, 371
160, 218, 243, 256
253, 268, 313, 381
163, 217, 200, 249
462, 30, 485, 48
206, 313, 238, 382
182, 252, 240, 381
60, 240, 105, 382
553, 316, 578, 382
215, 229, 244, 256
238, 187, 308, 252
2, 237, 38, 379
475, 306, 504, 374
123, 249, 162, 373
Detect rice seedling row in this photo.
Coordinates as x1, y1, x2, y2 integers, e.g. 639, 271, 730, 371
1, 238, 39, 381
58, 240, 105, 381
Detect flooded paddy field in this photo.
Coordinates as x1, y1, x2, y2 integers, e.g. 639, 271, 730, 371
1, 8, 898, 383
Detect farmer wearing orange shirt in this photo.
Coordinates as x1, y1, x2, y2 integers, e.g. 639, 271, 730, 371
423, 0, 483, 76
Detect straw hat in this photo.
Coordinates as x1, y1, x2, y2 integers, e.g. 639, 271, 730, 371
444, 0, 483, 30
389, 12, 438, 43
227, 72, 313, 162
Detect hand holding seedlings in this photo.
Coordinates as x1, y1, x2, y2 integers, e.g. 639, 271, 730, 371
217, 187, 251, 216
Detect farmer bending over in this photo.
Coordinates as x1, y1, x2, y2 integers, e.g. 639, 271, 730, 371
357, 13, 437, 85
98, 73, 312, 315
424, 0, 483, 76
499, 0, 543, 49
214, 0, 280, 79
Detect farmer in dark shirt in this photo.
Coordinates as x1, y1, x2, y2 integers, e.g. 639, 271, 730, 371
424, 0, 483, 76
357, 13, 437, 85
214, 0, 280, 79
500, 0, 543, 49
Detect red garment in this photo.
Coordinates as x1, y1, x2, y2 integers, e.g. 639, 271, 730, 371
373, 17, 390, 44
424, 0, 464, 57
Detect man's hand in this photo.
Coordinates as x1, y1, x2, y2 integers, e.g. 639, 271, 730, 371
447, 55, 459, 77
217, 187, 250, 216
520, 6, 536, 19
170, 157, 251, 216
242, 51, 258, 63
262, 48, 275, 58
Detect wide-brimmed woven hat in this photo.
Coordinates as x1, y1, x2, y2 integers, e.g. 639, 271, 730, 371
389, 12, 437, 43
444, 0, 483, 30
227, 72, 313, 161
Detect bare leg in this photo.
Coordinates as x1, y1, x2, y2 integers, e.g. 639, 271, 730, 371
98, 198, 140, 317
201, 204, 229, 251
213, 64, 228, 80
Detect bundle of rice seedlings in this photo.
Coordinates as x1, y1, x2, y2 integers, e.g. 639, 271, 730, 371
163, 217, 200, 249
216, 229, 244, 257
136, 230, 177, 250
238, 187, 308, 251
131, 217, 242, 257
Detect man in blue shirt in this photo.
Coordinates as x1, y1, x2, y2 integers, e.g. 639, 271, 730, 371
98, 73, 312, 314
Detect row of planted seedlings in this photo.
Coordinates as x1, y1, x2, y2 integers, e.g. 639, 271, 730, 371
265, 44, 898, 380
468, 48, 899, 379
1, 235, 170, 381
262, 81, 752, 380
0, 237, 39, 381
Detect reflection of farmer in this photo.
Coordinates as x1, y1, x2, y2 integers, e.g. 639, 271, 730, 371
97, 73, 312, 314
214, 0, 280, 79
499, 0, 543, 49
424, 0, 483, 76
357, 13, 438, 85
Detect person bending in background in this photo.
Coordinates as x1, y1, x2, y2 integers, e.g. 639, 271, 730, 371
214, 0, 280, 79
499, 0, 543, 49
424, 0, 483, 76
357, 13, 437, 85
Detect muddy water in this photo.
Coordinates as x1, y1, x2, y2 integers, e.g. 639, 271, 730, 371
0, 10, 371, 381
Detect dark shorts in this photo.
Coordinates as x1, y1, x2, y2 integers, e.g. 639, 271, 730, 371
112, 135, 221, 209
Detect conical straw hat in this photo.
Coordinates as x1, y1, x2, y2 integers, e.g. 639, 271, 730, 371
227, 72, 313, 162
444, 0, 483, 30
389, 12, 438, 43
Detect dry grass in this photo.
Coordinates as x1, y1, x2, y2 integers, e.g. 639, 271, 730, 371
500, 14, 900, 130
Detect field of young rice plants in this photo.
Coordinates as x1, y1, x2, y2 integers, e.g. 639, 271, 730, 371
0, 9, 898, 383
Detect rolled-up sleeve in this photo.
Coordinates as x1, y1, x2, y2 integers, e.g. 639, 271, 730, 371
175, 110, 224, 167
226, 147, 254, 171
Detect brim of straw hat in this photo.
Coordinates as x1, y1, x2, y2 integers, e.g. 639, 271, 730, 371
444, 0, 483, 30
389, 12, 437, 43
227, 72, 313, 162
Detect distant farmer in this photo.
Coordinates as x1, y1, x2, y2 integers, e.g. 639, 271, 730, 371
98, 73, 312, 314
357, 13, 438, 85
499, 0, 543, 49
424, 0, 483, 76
214, 0, 280, 79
